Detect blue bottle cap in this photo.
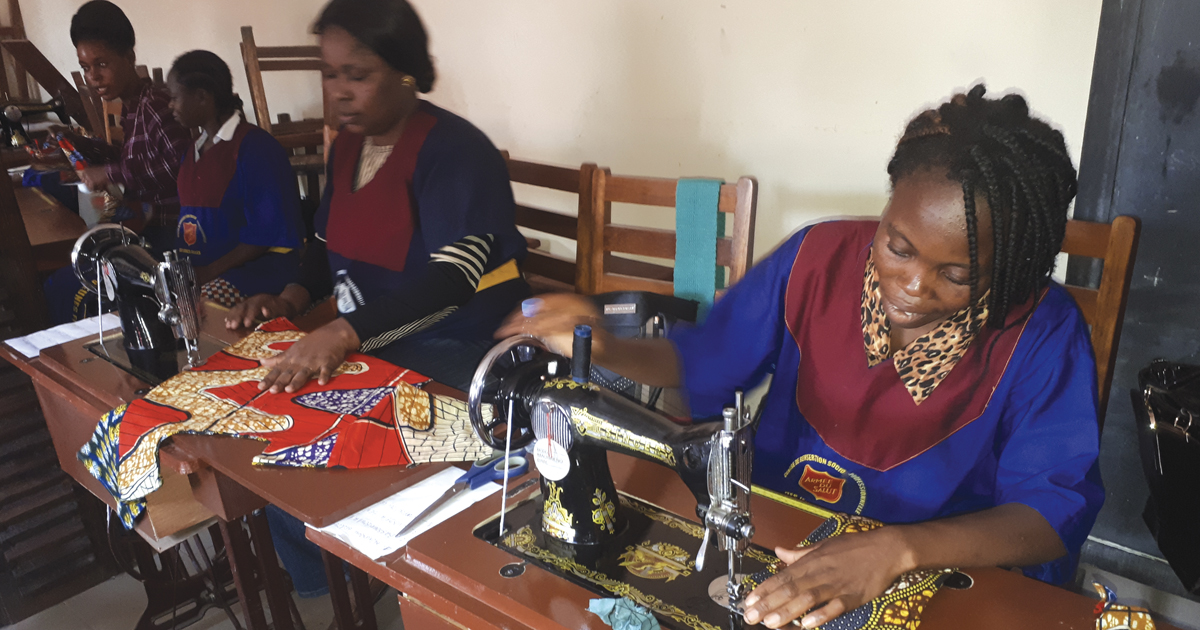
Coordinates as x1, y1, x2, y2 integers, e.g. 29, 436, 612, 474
521, 298, 543, 318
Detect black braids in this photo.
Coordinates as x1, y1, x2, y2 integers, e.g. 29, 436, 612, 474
888, 85, 1078, 329
961, 176, 981, 303
967, 145, 1006, 319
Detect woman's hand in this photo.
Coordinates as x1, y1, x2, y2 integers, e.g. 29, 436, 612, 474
78, 165, 110, 191
743, 528, 913, 628
259, 318, 360, 393
226, 293, 296, 330
495, 293, 609, 358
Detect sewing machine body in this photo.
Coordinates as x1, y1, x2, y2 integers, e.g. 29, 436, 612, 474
71, 224, 203, 381
469, 334, 760, 626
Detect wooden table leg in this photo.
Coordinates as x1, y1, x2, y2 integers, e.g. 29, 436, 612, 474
322, 550, 378, 630
348, 566, 378, 630
219, 518, 269, 630
245, 508, 296, 630
322, 549, 356, 630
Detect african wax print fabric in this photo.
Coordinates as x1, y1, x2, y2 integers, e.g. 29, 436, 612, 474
743, 513, 951, 630
78, 318, 493, 527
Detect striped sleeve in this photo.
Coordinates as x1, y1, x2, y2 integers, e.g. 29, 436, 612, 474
343, 234, 496, 353
429, 235, 493, 288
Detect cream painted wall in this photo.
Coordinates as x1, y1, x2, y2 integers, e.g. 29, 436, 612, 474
24, 0, 1102, 260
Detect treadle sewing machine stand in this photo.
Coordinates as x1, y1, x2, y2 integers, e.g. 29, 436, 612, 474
464, 328, 771, 629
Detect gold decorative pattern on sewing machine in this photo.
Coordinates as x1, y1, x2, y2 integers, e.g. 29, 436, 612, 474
591, 488, 617, 534
542, 481, 576, 542
503, 525, 717, 630
619, 495, 704, 539
618, 541, 695, 582
543, 378, 600, 391
571, 406, 677, 466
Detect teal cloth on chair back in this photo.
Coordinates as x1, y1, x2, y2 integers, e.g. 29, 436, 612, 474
674, 178, 724, 321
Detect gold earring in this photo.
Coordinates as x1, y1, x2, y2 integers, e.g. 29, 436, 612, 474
400, 75, 417, 88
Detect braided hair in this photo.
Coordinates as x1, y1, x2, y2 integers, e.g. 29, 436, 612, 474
887, 84, 1078, 329
169, 50, 245, 119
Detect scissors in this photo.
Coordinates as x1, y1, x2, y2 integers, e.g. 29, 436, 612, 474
396, 453, 530, 538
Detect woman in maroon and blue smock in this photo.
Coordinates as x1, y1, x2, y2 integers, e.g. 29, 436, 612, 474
225, 0, 528, 599
167, 50, 303, 307
227, 0, 527, 395
507, 86, 1104, 629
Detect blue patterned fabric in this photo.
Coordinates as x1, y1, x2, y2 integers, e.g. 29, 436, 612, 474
77, 404, 146, 527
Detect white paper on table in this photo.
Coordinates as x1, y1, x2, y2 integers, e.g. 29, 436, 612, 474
310, 466, 501, 560
4, 313, 121, 359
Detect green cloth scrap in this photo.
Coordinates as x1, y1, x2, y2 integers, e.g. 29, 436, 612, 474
674, 178, 725, 322
587, 598, 661, 630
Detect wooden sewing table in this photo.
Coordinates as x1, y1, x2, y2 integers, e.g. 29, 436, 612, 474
308, 453, 1182, 630
0, 301, 438, 630
16, 185, 87, 272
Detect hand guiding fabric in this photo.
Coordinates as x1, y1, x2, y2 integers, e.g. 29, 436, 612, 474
258, 318, 361, 393
741, 528, 912, 628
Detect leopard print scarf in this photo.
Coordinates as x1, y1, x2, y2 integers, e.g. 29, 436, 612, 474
861, 251, 989, 405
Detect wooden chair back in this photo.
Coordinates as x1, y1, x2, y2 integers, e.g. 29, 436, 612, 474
0, 0, 29, 102
1060, 215, 1140, 426
503, 153, 597, 293
239, 25, 326, 204
239, 26, 324, 142
580, 169, 757, 298
69, 71, 104, 136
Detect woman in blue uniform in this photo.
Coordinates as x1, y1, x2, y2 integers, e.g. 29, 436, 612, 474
505, 86, 1103, 629
226, 0, 528, 599
227, 0, 527, 393
167, 50, 303, 306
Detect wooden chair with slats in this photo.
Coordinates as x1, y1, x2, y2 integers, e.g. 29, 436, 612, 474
1060, 215, 1140, 428
239, 25, 326, 202
503, 153, 597, 293
579, 169, 758, 297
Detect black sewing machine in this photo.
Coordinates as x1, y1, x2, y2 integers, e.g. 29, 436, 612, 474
468, 327, 775, 629
70, 224, 211, 383
1, 97, 70, 146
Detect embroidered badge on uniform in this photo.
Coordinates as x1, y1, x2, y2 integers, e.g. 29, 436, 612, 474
742, 513, 951, 630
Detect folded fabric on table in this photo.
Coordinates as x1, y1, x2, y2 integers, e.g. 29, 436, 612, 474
743, 512, 952, 630
78, 318, 494, 528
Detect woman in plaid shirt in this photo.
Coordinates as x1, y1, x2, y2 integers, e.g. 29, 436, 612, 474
44, 0, 193, 324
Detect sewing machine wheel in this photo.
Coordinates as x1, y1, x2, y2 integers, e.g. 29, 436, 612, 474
70, 224, 144, 295
468, 335, 548, 450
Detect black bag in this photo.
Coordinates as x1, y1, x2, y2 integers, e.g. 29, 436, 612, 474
1133, 359, 1200, 595
587, 291, 698, 406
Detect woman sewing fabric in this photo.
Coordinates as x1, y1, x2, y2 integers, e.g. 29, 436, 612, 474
44, 0, 193, 324
229, 0, 528, 599
166, 50, 304, 307
503, 86, 1104, 629
226, 0, 528, 394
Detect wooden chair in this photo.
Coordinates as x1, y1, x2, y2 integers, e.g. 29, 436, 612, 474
239, 26, 325, 204
1060, 215, 1140, 427
503, 154, 597, 293
0, 0, 29, 102
579, 169, 758, 297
